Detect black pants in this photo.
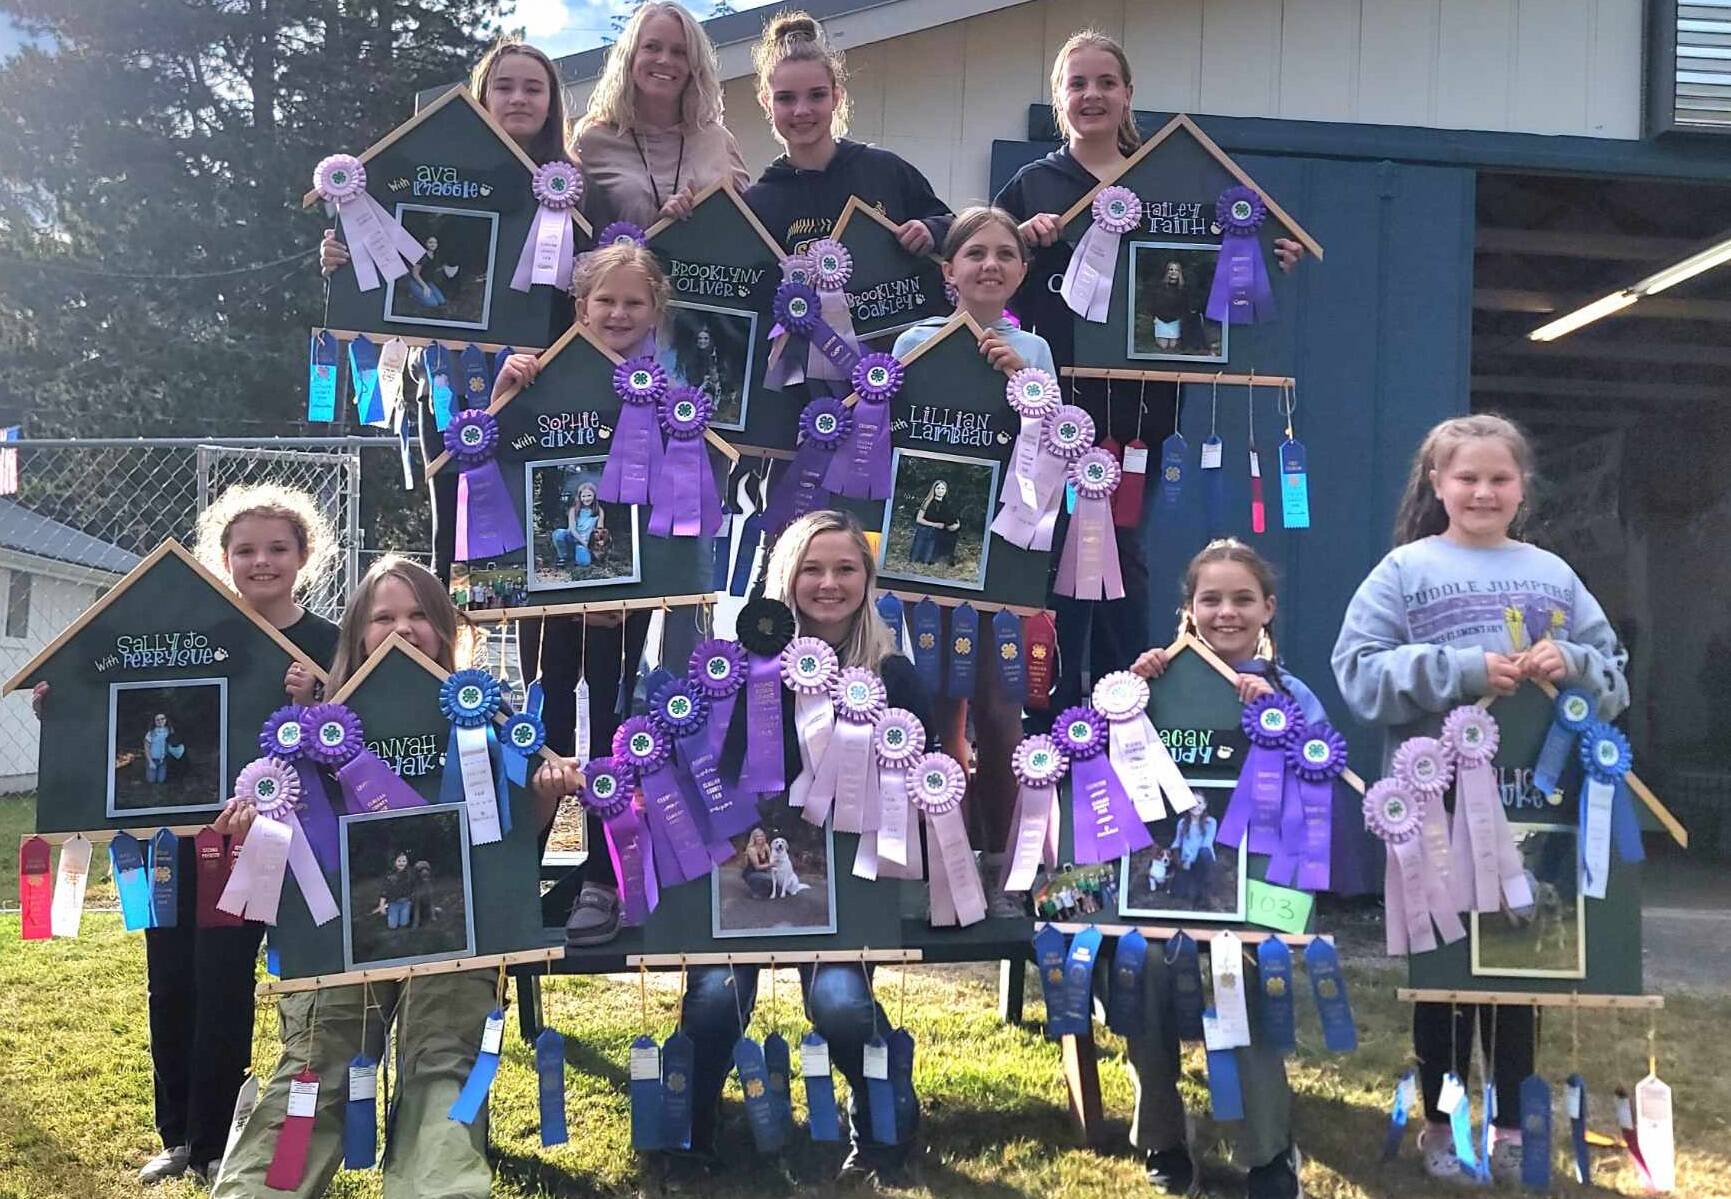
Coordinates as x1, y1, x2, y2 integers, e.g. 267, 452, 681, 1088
1413, 1001, 1536, 1129
143, 841, 266, 1163
1046, 526, 1151, 718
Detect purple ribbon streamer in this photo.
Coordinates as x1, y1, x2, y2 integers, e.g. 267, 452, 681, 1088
762, 439, 836, 534
707, 691, 739, 758
336, 749, 428, 814
455, 460, 527, 561
640, 765, 713, 885
1217, 742, 1286, 852
598, 401, 663, 506
1264, 770, 1306, 885
1207, 232, 1276, 325
649, 434, 723, 538
823, 398, 893, 500
739, 654, 786, 795
604, 805, 657, 926
1053, 489, 1124, 600
289, 760, 340, 874
677, 727, 756, 841
1069, 754, 1152, 865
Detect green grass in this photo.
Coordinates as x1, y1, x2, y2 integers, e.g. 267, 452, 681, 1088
1, 913, 1728, 1197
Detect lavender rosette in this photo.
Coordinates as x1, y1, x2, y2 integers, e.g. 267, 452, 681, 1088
823, 352, 901, 500
513, 161, 583, 292
598, 357, 667, 506
648, 385, 723, 538
820, 667, 887, 833
1060, 185, 1144, 322
1056, 705, 1151, 865
763, 396, 853, 534
807, 238, 853, 291
1004, 734, 1070, 891
908, 751, 986, 926
1217, 693, 1304, 853
444, 410, 526, 561
219, 757, 338, 926
1207, 185, 1275, 325
1440, 706, 1527, 913
867, 708, 928, 876
615, 715, 710, 886
781, 636, 840, 812
1363, 777, 1451, 955
1054, 448, 1125, 601
581, 757, 657, 924
597, 220, 646, 248
312, 153, 425, 292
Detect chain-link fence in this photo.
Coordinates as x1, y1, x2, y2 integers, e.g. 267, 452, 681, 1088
0, 437, 400, 792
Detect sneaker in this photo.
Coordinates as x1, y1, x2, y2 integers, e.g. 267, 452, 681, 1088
138, 1146, 190, 1185
188, 1160, 219, 1187
1488, 1135, 1523, 1184
1247, 1144, 1303, 1199
1416, 1126, 1471, 1184
565, 883, 620, 947
1145, 1145, 1199, 1196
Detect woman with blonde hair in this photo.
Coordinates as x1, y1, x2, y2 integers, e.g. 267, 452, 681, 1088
577, 0, 749, 229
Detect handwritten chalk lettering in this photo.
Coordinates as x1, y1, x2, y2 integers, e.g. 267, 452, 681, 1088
538, 411, 604, 449
1496, 766, 1558, 812
848, 277, 927, 323
111, 632, 226, 670
1141, 200, 1210, 237
903, 406, 997, 449
368, 734, 444, 778
668, 260, 765, 301
1158, 728, 1216, 749
412, 165, 483, 200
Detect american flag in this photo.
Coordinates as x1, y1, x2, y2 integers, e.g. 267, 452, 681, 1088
0, 426, 18, 497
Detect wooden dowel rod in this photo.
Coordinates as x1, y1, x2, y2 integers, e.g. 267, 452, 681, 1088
626, 949, 923, 967
460, 594, 716, 624
1395, 988, 1664, 1010
1050, 922, 1328, 947
1059, 367, 1296, 387
256, 946, 567, 996
879, 588, 1051, 618
315, 328, 543, 355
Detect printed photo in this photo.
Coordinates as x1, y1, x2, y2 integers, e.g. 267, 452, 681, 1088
1119, 782, 1247, 922
451, 562, 528, 613
1127, 242, 1228, 363
341, 806, 476, 971
383, 205, 498, 330
1472, 824, 1586, 979
658, 302, 756, 431
1030, 862, 1120, 922
107, 679, 228, 818
540, 794, 589, 867
712, 795, 837, 938
878, 450, 999, 591
524, 457, 641, 591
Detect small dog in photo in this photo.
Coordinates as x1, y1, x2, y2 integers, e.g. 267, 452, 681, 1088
768, 836, 810, 898
1146, 847, 1172, 893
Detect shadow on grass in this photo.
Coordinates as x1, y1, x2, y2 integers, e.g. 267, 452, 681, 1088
561, 1033, 627, 1088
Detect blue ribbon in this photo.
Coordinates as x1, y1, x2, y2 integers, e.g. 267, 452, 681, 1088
629, 1034, 663, 1149
148, 828, 179, 929
1256, 938, 1296, 1054
991, 609, 1025, 693
1203, 1008, 1245, 1121
307, 332, 339, 422
730, 509, 765, 597
1278, 439, 1310, 529
1381, 1069, 1414, 1161
801, 1032, 842, 1142
1304, 939, 1357, 1052
763, 1032, 795, 1138
660, 1030, 694, 1150
457, 344, 491, 411
348, 335, 382, 425
1168, 933, 1205, 1042
447, 1009, 504, 1124
1520, 1074, 1552, 1189
888, 1028, 917, 1145
1534, 688, 1594, 796
863, 1035, 897, 1146
423, 342, 454, 431
1105, 929, 1148, 1037
1159, 431, 1186, 506
1058, 926, 1102, 1037
491, 346, 516, 394
1445, 1073, 1478, 1172
876, 594, 904, 645
109, 832, 151, 931
535, 1029, 568, 1147
343, 1055, 377, 1168
266, 943, 280, 977
946, 603, 979, 699
911, 599, 943, 694
735, 1036, 786, 1153
1479, 1076, 1496, 1182
1566, 1074, 1591, 1183
1032, 924, 1070, 1038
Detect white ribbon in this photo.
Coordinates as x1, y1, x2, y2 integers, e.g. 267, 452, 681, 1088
375, 338, 409, 427
1581, 776, 1615, 900
334, 191, 426, 293
826, 719, 880, 834
50, 834, 92, 938
1209, 930, 1252, 1048
1003, 782, 1060, 892
574, 678, 592, 766
1635, 1074, 1676, 1193
1060, 222, 1122, 323
456, 723, 503, 846
217, 816, 294, 925
792, 690, 836, 815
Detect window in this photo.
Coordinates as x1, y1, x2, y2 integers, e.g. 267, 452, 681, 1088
5, 570, 30, 639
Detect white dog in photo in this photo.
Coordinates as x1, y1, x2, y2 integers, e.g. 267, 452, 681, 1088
768, 837, 810, 898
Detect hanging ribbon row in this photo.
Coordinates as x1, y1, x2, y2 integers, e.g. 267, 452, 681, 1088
309, 336, 510, 428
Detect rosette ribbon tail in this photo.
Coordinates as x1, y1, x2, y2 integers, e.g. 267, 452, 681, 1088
1578, 725, 1642, 901
219, 809, 339, 928
1061, 223, 1122, 323
510, 203, 576, 292
739, 654, 786, 795
912, 755, 986, 927
991, 418, 1069, 550
866, 710, 926, 878
823, 397, 893, 500
1443, 709, 1532, 913
337, 750, 429, 814
455, 459, 525, 561
598, 400, 663, 507
289, 762, 341, 874
649, 429, 722, 538
607, 806, 658, 926
1003, 780, 1060, 892
640, 765, 714, 886
791, 690, 837, 818
826, 718, 879, 834
438, 724, 508, 846
1054, 488, 1124, 600
1069, 752, 1152, 865
762, 438, 833, 534
1217, 695, 1303, 853
807, 289, 860, 380
676, 728, 756, 842
1207, 228, 1275, 325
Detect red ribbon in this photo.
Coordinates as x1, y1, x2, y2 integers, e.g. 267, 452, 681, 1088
19, 835, 51, 940
1113, 439, 1149, 527
265, 1070, 320, 1190
195, 827, 244, 928
1023, 613, 1057, 711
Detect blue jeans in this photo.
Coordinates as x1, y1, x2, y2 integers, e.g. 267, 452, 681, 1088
551, 528, 591, 566
680, 964, 917, 1157
146, 757, 168, 783
386, 899, 412, 928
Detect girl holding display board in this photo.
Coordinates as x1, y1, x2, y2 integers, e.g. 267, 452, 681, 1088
1331, 414, 1629, 1183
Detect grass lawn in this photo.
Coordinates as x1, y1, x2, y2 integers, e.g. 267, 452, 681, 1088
0, 912, 1728, 1198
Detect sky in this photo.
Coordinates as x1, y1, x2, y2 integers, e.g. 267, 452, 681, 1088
513, 0, 779, 59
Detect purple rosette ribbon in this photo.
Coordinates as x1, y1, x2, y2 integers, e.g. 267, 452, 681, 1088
1207, 186, 1276, 325
216, 758, 339, 927
656, 680, 753, 844
1577, 722, 1641, 900
781, 637, 839, 810
615, 716, 711, 887
1265, 723, 1347, 892
688, 638, 747, 757
1441, 706, 1531, 914
597, 220, 646, 248
599, 357, 667, 506
1217, 693, 1304, 853
811, 667, 886, 834
993, 368, 1064, 548
512, 161, 582, 292
259, 705, 340, 873
647, 386, 724, 538
1004, 734, 1069, 892
581, 757, 657, 925
312, 153, 426, 292
300, 702, 425, 816
734, 599, 796, 796
1061, 184, 1143, 322
763, 397, 852, 535
822, 353, 900, 500
807, 239, 853, 291
1056, 705, 1152, 865
1054, 448, 1125, 601
860, 709, 928, 879
444, 410, 527, 562
1363, 778, 1459, 955
908, 752, 987, 927
1091, 671, 1198, 824
771, 278, 859, 382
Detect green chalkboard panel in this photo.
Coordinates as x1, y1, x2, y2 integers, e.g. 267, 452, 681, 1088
314, 88, 567, 349
432, 323, 723, 616
3, 541, 319, 837
269, 639, 554, 980
1406, 683, 1643, 995
832, 197, 950, 342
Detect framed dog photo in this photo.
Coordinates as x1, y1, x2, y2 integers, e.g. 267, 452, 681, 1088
1118, 781, 1247, 922
658, 301, 756, 432
106, 678, 228, 819
341, 805, 477, 971
1471, 823, 1586, 979
382, 205, 499, 331
877, 449, 999, 592
524, 456, 641, 593
1127, 242, 1228, 364
712, 795, 837, 939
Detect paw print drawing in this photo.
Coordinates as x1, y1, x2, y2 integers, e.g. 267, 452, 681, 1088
213, 648, 229, 662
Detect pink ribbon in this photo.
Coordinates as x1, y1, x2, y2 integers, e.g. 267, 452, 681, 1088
1441, 707, 1533, 914
216, 759, 339, 927
511, 162, 582, 292
1060, 186, 1142, 322
858, 709, 925, 881
313, 155, 425, 293
1054, 449, 1125, 601
1364, 779, 1462, 955
1004, 735, 1067, 893
1092, 671, 1197, 823
782, 638, 838, 814
910, 753, 986, 927
820, 669, 886, 834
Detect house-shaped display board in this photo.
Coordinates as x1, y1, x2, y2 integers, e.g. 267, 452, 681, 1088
267, 635, 558, 981
831, 196, 950, 343
1, 540, 324, 836
1060, 115, 1323, 374
303, 86, 584, 351
870, 312, 1053, 612
644, 182, 796, 454
426, 322, 734, 621
1407, 682, 1686, 998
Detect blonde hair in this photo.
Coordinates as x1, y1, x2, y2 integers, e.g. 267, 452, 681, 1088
470, 39, 573, 166
572, 242, 672, 324
582, 2, 725, 133
1393, 414, 1533, 545
328, 556, 473, 689
1176, 538, 1278, 659
1050, 30, 1141, 157
942, 205, 1029, 263
753, 11, 852, 139
194, 483, 335, 598
763, 510, 896, 671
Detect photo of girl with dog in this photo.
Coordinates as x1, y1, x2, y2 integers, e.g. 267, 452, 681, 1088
711, 794, 837, 938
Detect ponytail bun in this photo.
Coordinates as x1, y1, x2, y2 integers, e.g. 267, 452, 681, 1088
766, 13, 819, 44
754, 9, 851, 135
